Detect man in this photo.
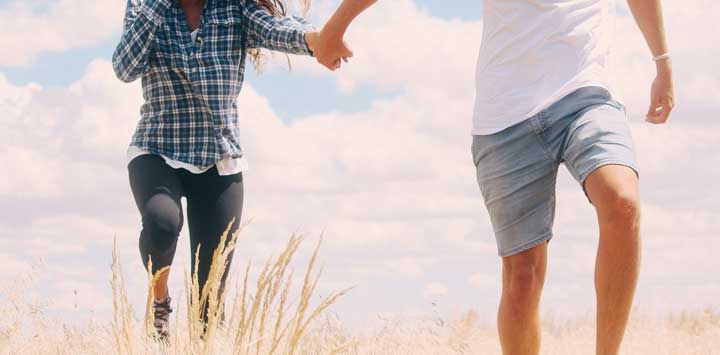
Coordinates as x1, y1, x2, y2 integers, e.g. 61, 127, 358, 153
321, 1, 673, 354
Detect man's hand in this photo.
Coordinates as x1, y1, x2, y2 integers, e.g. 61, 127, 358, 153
626, 0, 674, 124
305, 30, 353, 71
304, 0, 375, 71
646, 60, 675, 124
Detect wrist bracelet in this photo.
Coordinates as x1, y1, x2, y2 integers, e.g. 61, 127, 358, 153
653, 53, 671, 62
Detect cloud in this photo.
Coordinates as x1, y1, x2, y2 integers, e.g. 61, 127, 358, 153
279, 0, 482, 98
423, 282, 449, 300
0, 0, 124, 67
0, 0, 719, 324
612, 1, 720, 115
468, 271, 500, 290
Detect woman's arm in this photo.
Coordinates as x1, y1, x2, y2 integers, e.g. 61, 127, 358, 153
112, 0, 171, 83
243, 0, 316, 56
626, 0, 675, 124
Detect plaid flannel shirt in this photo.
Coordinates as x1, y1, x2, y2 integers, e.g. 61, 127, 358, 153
113, 0, 314, 167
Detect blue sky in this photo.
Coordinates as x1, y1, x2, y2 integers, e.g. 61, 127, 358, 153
0, 0, 482, 119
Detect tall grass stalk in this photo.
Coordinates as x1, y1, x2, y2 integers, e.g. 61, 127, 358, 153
110, 225, 351, 354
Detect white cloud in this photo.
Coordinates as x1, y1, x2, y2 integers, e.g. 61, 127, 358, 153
612, 1, 720, 115
423, 282, 449, 300
280, 0, 482, 98
468, 271, 500, 290
0, 0, 124, 67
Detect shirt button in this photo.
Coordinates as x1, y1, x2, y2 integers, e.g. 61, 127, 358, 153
196, 37, 203, 45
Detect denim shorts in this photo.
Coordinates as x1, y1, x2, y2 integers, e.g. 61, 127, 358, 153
471, 86, 638, 257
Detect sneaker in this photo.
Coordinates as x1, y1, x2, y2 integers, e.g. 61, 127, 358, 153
152, 296, 173, 342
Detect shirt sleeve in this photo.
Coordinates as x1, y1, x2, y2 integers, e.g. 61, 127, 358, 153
112, 0, 172, 83
243, 0, 315, 56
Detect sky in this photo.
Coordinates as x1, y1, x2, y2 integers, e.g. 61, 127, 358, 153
0, 0, 719, 327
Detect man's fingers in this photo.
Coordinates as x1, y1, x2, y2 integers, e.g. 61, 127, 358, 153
339, 41, 354, 58
646, 102, 671, 124
321, 61, 337, 71
318, 55, 348, 71
317, 56, 336, 71
658, 101, 672, 123
646, 101, 660, 119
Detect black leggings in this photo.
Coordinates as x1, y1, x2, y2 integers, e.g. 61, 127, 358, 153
128, 154, 244, 305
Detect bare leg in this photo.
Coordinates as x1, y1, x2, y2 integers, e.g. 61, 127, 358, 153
153, 269, 171, 300
498, 242, 547, 355
585, 165, 641, 355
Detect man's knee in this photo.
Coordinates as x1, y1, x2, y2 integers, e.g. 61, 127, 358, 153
597, 185, 641, 227
586, 165, 641, 226
503, 247, 546, 307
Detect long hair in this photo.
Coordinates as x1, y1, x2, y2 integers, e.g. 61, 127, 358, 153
255, 0, 288, 16
249, 0, 311, 71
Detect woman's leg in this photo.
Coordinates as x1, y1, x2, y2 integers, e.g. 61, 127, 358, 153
184, 167, 244, 323
128, 154, 185, 299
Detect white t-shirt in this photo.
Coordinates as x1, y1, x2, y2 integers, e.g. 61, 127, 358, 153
125, 29, 248, 176
472, 0, 620, 135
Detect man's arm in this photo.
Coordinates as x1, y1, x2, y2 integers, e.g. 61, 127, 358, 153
626, 0, 675, 124
311, 0, 378, 70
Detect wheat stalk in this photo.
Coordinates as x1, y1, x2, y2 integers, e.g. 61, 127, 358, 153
107, 228, 349, 354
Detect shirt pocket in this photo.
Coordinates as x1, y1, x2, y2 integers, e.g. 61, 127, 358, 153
201, 9, 245, 64
152, 22, 187, 70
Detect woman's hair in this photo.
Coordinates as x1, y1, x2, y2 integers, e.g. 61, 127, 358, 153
255, 0, 288, 16
249, 0, 311, 71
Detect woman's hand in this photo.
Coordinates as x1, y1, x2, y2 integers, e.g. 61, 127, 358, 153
646, 60, 675, 124
305, 31, 353, 71
304, 0, 376, 71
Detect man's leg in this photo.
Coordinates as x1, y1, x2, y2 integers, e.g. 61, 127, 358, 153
585, 165, 641, 355
499, 242, 547, 355
471, 116, 558, 355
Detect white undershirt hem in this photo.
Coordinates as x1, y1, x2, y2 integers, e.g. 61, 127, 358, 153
127, 146, 248, 176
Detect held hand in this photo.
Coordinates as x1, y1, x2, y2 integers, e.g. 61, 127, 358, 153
646, 61, 675, 124
305, 29, 353, 71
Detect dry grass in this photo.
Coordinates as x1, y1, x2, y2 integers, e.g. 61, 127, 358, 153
0, 226, 719, 354
110, 223, 353, 355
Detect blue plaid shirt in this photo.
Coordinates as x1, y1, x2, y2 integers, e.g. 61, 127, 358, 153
113, 0, 313, 167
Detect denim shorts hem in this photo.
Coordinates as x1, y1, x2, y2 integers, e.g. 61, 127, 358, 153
575, 159, 640, 187
573, 160, 639, 203
499, 232, 553, 257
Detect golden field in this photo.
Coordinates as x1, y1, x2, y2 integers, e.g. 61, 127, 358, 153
1, 229, 718, 355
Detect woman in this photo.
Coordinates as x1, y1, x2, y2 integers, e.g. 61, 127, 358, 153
112, 0, 333, 340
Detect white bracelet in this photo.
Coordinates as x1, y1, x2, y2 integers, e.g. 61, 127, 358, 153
652, 53, 671, 62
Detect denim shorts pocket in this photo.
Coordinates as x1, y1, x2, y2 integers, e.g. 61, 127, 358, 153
471, 135, 488, 167
607, 99, 627, 115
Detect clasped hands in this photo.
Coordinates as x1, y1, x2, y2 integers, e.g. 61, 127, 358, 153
305, 27, 353, 71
